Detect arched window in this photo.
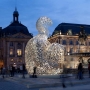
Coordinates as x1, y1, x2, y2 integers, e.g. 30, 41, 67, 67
10, 42, 13, 46
17, 43, 22, 48
76, 41, 78, 45
17, 49, 22, 56
62, 40, 66, 45
89, 42, 90, 45
10, 49, 13, 56
69, 40, 73, 45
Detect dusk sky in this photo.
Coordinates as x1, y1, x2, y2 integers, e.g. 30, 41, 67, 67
0, 0, 90, 36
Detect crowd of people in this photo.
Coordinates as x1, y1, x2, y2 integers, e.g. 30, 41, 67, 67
0, 64, 26, 78
61, 62, 90, 88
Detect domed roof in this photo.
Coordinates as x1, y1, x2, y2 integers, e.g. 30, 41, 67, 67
13, 10, 19, 15
2, 22, 32, 37
1, 8, 33, 37
13, 8, 19, 16
52, 23, 90, 36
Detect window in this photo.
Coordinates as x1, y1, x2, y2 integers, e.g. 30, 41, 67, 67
62, 40, 66, 45
11, 58, 14, 62
70, 48, 73, 53
69, 40, 73, 45
71, 58, 73, 61
10, 49, 13, 55
89, 42, 90, 45
17, 59, 22, 62
67, 29, 72, 35
17, 43, 22, 48
17, 49, 22, 56
76, 41, 78, 45
10, 42, 13, 46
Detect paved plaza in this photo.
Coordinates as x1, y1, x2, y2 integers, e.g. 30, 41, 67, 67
0, 74, 90, 90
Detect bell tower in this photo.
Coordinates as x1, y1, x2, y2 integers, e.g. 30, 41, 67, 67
13, 7, 19, 22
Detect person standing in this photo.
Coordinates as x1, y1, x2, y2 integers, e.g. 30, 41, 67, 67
88, 62, 90, 78
32, 67, 37, 78
22, 64, 25, 78
0, 65, 3, 75
78, 63, 83, 80
12, 66, 15, 77
2, 66, 6, 78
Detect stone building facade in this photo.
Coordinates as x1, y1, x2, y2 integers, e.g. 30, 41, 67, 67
48, 23, 90, 69
0, 8, 33, 69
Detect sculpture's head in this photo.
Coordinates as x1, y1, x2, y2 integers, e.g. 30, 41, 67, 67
36, 16, 52, 36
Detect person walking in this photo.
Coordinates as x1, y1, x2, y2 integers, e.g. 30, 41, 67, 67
78, 63, 83, 80
88, 62, 90, 78
11, 66, 15, 77
2, 66, 6, 78
0, 65, 3, 75
61, 65, 67, 88
22, 64, 25, 78
32, 67, 37, 78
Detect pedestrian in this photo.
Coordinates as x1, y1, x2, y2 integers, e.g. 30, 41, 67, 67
9, 66, 12, 77
32, 67, 37, 78
0, 65, 3, 75
2, 66, 6, 78
78, 63, 83, 80
88, 62, 90, 78
61, 65, 67, 88
20, 65, 23, 73
12, 66, 15, 77
22, 64, 25, 78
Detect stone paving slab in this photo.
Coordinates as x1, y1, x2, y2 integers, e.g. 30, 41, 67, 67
2, 74, 90, 89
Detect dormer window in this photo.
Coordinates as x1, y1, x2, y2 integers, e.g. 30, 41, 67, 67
67, 29, 72, 35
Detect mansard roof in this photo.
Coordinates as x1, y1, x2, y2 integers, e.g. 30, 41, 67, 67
52, 23, 90, 35
1, 21, 33, 37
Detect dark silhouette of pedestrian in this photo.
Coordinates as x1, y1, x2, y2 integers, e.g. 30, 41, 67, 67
60, 66, 73, 88
0, 65, 3, 74
9, 66, 12, 77
88, 62, 90, 78
32, 67, 37, 78
78, 63, 83, 80
2, 67, 6, 78
61, 65, 67, 88
12, 66, 15, 77
22, 64, 25, 78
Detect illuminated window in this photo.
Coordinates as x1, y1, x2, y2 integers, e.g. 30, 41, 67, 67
17, 49, 22, 56
10, 49, 13, 55
67, 29, 72, 35
11, 58, 14, 62
17, 59, 22, 62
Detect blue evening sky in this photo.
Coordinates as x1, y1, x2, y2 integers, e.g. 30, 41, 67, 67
0, 0, 90, 36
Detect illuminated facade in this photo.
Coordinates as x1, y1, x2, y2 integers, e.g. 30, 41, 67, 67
0, 8, 33, 68
48, 23, 90, 69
